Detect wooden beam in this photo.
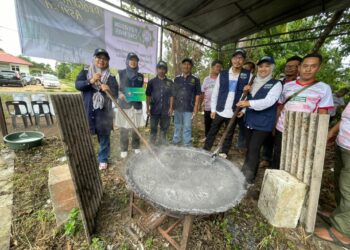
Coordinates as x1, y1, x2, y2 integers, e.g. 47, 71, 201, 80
0, 96, 8, 137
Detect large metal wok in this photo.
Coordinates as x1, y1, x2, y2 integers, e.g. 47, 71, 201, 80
125, 146, 247, 215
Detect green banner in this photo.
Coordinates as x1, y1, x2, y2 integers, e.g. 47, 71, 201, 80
125, 87, 146, 102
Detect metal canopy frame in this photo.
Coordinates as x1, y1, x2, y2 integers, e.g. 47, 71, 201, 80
98, 0, 350, 54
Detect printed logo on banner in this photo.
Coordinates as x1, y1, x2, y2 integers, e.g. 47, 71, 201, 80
112, 17, 155, 48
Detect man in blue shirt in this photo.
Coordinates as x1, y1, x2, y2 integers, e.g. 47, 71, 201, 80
172, 58, 201, 146
146, 61, 174, 145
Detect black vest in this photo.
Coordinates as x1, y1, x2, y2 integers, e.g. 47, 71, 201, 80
216, 68, 251, 112
118, 69, 144, 110
245, 79, 280, 132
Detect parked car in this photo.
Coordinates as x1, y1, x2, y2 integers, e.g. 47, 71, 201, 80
23, 75, 37, 85
32, 73, 44, 85
0, 70, 25, 87
42, 74, 60, 89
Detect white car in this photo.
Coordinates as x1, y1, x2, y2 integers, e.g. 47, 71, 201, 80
43, 74, 60, 89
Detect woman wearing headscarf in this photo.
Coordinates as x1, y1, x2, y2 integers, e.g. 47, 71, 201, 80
236, 56, 282, 184
75, 48, 118, 170
115, 52, 145, 158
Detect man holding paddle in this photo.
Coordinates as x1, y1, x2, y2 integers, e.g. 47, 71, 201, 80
203, 49, 252, 158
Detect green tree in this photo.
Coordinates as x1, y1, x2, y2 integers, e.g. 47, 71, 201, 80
56, 63, 72, 79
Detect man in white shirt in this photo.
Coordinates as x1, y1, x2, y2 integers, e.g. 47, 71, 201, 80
203, 49, 252, 158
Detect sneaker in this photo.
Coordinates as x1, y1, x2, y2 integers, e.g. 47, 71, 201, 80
120, 151, 128, 158
218, 153, 227, 159
99, 162, 108, 170
134, 149, 141, 154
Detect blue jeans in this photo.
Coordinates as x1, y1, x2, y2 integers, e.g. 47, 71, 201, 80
173, 111, 192, 146
97, 134, 110, 163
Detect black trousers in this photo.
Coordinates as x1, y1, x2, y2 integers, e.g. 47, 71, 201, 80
204, 111, 213, 137
262, 133, 274, 162
272, 130, 283, 169
120, 127, 140, 152
150, 114, 170, 145
241, 128, 270, 184
203, 114, 238, 154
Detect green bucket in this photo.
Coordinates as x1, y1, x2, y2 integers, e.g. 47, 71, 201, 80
3, 131, 44, 150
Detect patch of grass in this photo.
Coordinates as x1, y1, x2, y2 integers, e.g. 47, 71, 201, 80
64, 208, 83, 237
90, 237, 105, 250
36, 209, 55, 223
220, 218, 233, 248
145, 237, 153, 249
120, 240, 130, 250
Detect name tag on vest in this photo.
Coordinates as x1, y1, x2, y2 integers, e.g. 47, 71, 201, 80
264, 83, 274, 89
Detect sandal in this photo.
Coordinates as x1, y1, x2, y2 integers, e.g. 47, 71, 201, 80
315, 227, 350, 249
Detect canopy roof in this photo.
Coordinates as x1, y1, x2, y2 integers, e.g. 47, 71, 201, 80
126, 0, 350, 45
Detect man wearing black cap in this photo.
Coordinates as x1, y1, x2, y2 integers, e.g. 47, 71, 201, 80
203, 49, 252, 158
172, 58, 201, 146
146, 61, 174, 145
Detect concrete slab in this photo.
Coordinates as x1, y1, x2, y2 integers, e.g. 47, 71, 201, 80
258, 170, 307, 228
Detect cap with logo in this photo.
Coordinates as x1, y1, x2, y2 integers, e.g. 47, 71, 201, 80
127, 52, 139, 62
94, 48, 110, 60
157, 60, 168, 70
232, 49, 246, 59
257, 56, 275, 65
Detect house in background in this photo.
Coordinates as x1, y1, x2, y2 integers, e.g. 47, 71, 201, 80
0, 49, 32, 74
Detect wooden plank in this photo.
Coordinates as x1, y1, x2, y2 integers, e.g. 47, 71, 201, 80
51, 94, 103, 242
290, 112, 302, 175
0, 96, 8, 136
284, 112, 295, 172
304, 114, 329, 233
180, 215, 194, 250
303, 113, 318, 184
280, 110, 289, 170
296, 112, 310, 180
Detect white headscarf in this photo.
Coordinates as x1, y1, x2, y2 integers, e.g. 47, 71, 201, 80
250, 64, 275, 97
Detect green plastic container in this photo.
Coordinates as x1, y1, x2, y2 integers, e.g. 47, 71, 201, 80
3, 131, 44, 150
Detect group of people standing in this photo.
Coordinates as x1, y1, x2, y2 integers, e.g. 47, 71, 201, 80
75, 47, 350, 247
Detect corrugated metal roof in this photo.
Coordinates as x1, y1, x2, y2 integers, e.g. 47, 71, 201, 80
126, 0, 350, 45
0, 51, 33, 66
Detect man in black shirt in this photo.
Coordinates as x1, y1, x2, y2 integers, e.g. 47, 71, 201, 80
146, 61, 174, 145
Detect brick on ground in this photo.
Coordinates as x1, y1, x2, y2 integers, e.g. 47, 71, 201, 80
48, 164, 79, 226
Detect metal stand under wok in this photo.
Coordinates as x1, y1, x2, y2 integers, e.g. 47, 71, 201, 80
129, 193, 194, 250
